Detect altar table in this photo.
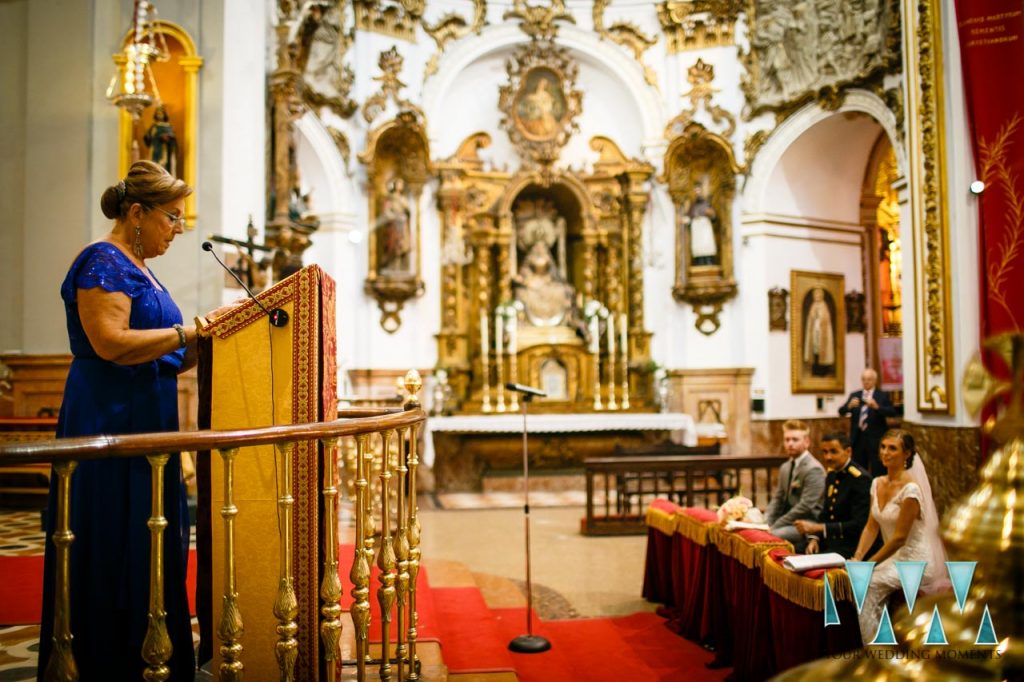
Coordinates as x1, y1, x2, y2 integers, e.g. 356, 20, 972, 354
425, 412, 696, 491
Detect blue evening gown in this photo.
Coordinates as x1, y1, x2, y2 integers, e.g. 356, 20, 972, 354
38, 242, 195, 681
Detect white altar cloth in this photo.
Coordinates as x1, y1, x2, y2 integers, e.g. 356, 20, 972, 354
422, 412, 696, 467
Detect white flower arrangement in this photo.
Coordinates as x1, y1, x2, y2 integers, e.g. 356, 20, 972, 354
716, 495, 754, 523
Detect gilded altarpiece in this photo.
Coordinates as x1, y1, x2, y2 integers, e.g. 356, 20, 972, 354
435, 135, 655, 414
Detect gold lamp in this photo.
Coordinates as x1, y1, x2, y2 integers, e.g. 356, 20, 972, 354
106, 0, 168, 161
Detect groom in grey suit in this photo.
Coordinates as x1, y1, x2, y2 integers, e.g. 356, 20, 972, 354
764, 419, 826, 552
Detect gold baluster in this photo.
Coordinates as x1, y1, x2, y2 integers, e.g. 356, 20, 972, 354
218, 448, 245, 680
394, 426, 410, 682
142, 454, 173, 682
350, 434, 372, 682
402, 370, 423, 680
319, 438, 343, 682
362, 434, 377, 670
273, 443, 298, 682
44, 460, 78, 682
377, 430, 397, 681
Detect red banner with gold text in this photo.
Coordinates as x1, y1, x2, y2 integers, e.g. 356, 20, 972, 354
954, 2, 1024, 337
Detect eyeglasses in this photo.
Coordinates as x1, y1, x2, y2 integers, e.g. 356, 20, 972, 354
151, 206, 186, 228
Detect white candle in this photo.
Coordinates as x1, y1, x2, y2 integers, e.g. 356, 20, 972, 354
607, 312, 616, 357
495, 307, 503, 359
620, 312, 628, 358
480, 309, 489, 354
508, 310, 517, 356
589, 316, 599, 353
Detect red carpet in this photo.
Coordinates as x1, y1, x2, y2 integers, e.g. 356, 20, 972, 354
490, 608, 728, 682
0, 551, 197, 626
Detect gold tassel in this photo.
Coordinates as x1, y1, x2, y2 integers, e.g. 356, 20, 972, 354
644, 505, 679, 536
761, 558, 855, 611
675, 512, 714, 546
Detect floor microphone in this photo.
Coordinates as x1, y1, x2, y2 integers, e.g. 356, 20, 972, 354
505, 383, 547, 398
202, 241, 289, 327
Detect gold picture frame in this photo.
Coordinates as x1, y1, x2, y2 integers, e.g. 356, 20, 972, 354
790, 270, 845, 394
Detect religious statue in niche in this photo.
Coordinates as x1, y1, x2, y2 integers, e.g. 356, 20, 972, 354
375, 177, 412, 275
514, 68, 567, 142
680, 176, 719, 266
510, 198, 581, 330
144, 105, 178, 177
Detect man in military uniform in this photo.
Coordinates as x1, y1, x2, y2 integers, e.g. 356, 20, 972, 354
794, 431, 871, 558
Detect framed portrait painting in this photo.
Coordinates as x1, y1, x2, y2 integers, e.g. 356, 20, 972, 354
790, 270, 845, 394
513, 67, 567, 142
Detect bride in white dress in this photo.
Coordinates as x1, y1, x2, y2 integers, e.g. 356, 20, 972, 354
851, 429, 950, 643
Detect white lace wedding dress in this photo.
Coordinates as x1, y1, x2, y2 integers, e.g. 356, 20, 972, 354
857, 478, 939, 643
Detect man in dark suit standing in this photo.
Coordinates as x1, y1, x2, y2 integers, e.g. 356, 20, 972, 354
794, 432, 871, 558
838, 368, 895, 476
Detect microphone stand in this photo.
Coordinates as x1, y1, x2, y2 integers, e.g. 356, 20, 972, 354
508, 391, 552, 654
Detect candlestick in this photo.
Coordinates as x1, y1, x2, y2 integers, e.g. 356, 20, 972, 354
620, 312, 630, 410
591, 312, 602, 410
507, 311, 519, 412
606, 313, 617, 410
495, 306, 506, 413
481, 308, 491, 413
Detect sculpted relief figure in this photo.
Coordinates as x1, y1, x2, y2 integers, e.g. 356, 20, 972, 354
513, 241, 575, 327
680, 177, 719, 266
748, 0, 892, 108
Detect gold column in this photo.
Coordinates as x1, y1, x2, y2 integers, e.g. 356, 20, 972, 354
178, 54, 203, 226
582, 235, 597, 303
349, 434, 372, 682
272, 443, 298, 682
620, 170, 652, 360
218, 448, 244, 681
377, 430, 398, 682
403, 371, 423, 680
142, 454, 172, 682
319, 439, 343, 682
394, 427, 411, 682
477, 236, 493, 413
44, 460, 78, 682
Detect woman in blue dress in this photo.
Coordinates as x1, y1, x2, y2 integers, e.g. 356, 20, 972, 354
38, 160, 219, 680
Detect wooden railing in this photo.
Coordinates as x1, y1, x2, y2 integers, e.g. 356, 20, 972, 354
0, 382, 428, 682
582, 455, 788, 535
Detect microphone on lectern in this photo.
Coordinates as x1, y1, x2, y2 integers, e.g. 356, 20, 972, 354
505, 383, 547, 397
201, 241, 289, 327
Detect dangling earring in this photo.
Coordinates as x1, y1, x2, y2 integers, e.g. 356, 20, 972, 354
133, 225, 144, 258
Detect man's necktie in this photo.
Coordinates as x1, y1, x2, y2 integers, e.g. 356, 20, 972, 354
859, 391, 870, 431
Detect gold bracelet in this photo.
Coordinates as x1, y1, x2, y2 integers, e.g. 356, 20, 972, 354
172, 323, 187, 348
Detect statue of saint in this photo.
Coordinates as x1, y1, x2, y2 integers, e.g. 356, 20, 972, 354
512, 242, 574, 327
681, 178, 719, 266
376, 178, 411, 274
143, 105, 178, 177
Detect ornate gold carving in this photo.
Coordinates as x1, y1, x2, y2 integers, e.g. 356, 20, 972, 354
662, 122, 740, 334
217, 448, 245, 681
503, 0, 574, 41
142, 454, 172, 682
363, 46, 422, 125
326, 126, 351, 166
905, 0, 953, 413
979, 114, 1023, 331
44, 460, 78, 681
742, 128, 769, 171
740, 0, 900, 119
361, 111, 432, 332
423, 0, 487, 79
593, 0, 659, 88
664, 58, 736, 141
498, 39, 583, 166
354, 0, 424, 41
657, 0, 742, 52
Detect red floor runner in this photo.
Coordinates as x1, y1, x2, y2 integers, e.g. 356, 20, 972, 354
431, 587, 516, 673
0, 551, 197, 625
491, 608, 729, 682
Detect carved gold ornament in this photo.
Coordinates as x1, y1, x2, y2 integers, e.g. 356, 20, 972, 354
353, 0, 425, 41
498, 40, 583, 166
664, 58, 736, 141
657, 0, 742, 53
503, 0, 575, 41
363, 46, 423, 125
593, 0, 659, 88
422, 0, 488, 79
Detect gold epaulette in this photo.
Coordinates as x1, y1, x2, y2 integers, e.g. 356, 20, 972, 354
848, 465, 863, 478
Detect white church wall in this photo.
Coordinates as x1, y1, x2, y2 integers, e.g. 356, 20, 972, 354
0, 0, 28, 353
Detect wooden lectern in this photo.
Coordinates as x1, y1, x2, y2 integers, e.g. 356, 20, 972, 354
196, 265, 336, 681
